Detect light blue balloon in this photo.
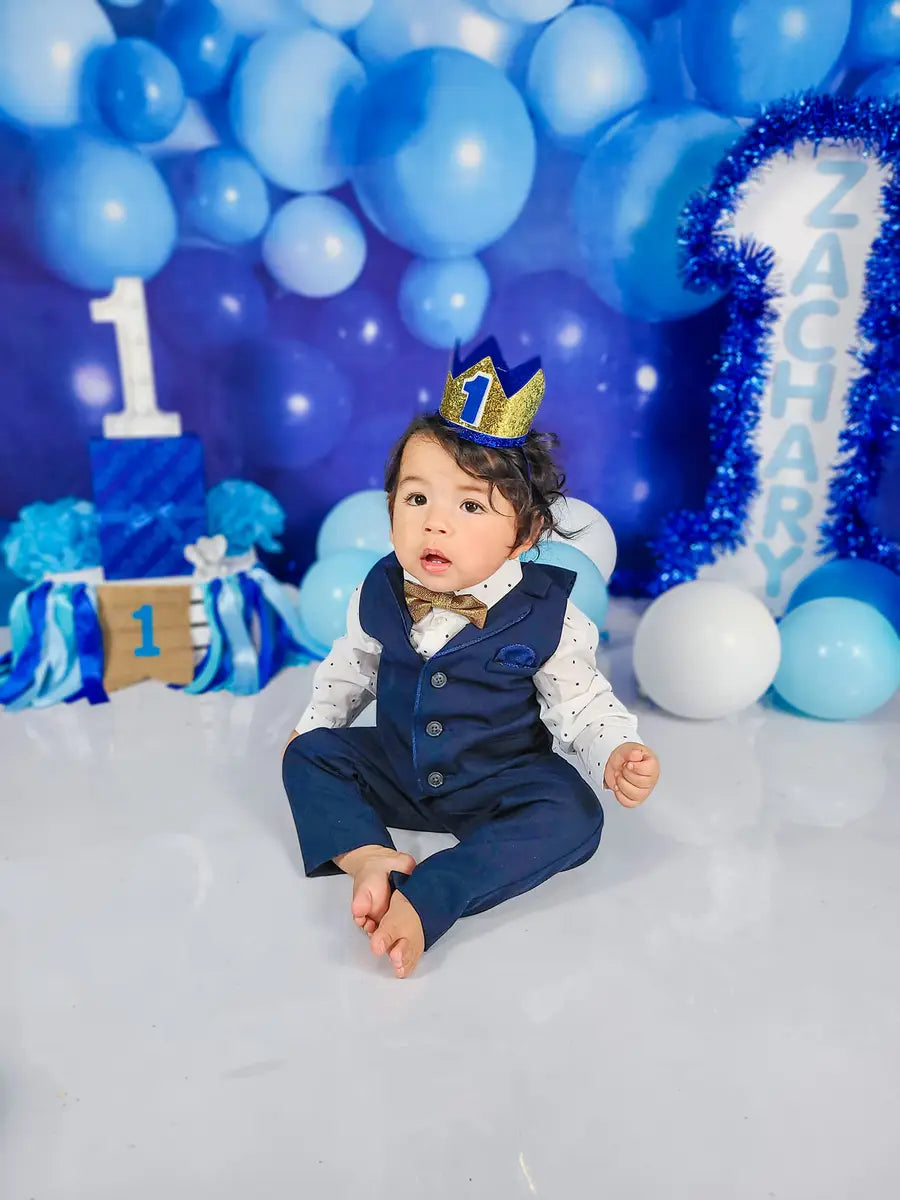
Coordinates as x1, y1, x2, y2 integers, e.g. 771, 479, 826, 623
230, 27, 366, 192
682, 0, 852, 117
355, 0, 528, 73
262, 195, 366, 298
786, 559, 900, 634
774, 598, 900, 720
0, 0, 114, 128
527, 6, 650, 151
35, 130, 177, 290
298, 549, 382, 647
573, 104, 741, 321
487, 0, 572, 18
846, 0, 900, 70
523, 540, 609, 629
186, 147, 270, 244
300, 0, 372, 32
857, 64, 900, 99
99, 38, 186, 143
156, 0, 239, 97
398, 257, 491, 349
316, 490, 393, 558
353, 49, 536, 257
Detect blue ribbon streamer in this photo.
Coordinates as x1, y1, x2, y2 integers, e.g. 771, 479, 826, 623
67, 584, 108, 706
184, 579, 227, 694
0, 582, 52, 708
216, 575, 259, 695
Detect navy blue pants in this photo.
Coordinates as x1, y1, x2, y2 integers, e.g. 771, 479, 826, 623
282, 727, 604, 949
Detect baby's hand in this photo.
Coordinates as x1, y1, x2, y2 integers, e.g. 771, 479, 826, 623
603, 742, 659, 808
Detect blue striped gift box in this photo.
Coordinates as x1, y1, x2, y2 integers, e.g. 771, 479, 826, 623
89, 436, 207, 581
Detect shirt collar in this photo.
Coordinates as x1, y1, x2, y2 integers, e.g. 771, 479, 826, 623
403, 557, 523, 611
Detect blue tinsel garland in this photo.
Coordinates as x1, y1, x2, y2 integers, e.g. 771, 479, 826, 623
650, 92, 900, 594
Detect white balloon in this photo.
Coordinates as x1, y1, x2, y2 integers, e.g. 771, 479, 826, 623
548, 496, 616, 581
633, 581, 781, 719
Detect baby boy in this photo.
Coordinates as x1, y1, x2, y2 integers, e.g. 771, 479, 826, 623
282, 338, 659, 978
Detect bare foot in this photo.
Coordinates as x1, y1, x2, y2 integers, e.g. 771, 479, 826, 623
370, 890, 425, 979
334, 846, 416, 937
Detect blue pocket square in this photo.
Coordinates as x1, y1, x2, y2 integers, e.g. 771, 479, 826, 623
492, 643, 537, 669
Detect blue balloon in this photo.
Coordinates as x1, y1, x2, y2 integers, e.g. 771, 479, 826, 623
310, 285, 401, 374
0, 0, 114, 128
147, 247, 267, 351
574, 104, 741, 321
526, 7, 650, 151
230, 28, 366, 192
487, 0, 572, 18
523, 540, 609, 628
353, 48, 536, 257
786, 559, 900, 634
857, 64, 900, 99
34, 131, 176, 290
237, 340, 354, 469
301, 0, 373, 32
398, 257, 490, 349
773, 598, 900, 720
846, 0, 900, 70
299, 549, 382, 647
98, 38, 186, 143
185, 147, 270, 244
596, 0, 683, 21
355, 0, 528, 72
156, 0, 238, 97
681, 0, 852, 117
262, 195, 367, 297
317, 489, 393, 558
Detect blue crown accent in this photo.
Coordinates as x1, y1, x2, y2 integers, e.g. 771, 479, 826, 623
438, 417, 528, 449
452, 337, 542, 398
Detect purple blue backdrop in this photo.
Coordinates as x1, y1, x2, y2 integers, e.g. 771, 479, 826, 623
1, 0, 897, 602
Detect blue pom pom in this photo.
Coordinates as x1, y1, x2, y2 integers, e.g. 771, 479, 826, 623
2, 500, 101, 583
206, 480, 285, 556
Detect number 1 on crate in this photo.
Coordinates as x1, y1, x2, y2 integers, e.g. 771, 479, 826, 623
132, 604, 161, 658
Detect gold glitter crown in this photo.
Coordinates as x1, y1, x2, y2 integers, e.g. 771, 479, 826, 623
439, 337, 545, 448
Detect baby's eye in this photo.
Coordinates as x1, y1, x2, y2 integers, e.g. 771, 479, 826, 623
405, 492, 427, 506
462, 500, 485, 514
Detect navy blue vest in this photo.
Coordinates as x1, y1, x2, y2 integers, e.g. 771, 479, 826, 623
358, 554, 576, 800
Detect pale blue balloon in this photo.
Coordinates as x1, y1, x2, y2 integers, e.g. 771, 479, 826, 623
353, 48, 536, 257
262, 195, 366, 298
527, 6, 650, 151
523, 540, 609, 629
487, 0, 572, 19
35, 130, 177, 290
682, 0, 852, 117
316, 490, 393, 558
398, 257, 491, 349
217, 0, 311, 36
300, 0, 373, 32
186, 148, 270, 244
857, 64, 900, 99
354, 0, 527, 73
0, 0, 114, 128
773, 598, 900, 720
230, 27, 366, 192
298, 549, 382, 647
98, 38, 186, 143
573, 104, 741, 321
785, 559, 900, 634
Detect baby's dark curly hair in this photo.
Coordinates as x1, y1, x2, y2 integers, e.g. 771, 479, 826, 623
384, 413, 570, 550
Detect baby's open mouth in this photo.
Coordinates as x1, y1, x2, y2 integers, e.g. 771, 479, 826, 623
421, 550, 451, 574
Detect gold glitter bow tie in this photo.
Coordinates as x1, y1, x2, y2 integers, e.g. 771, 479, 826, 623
403, 581, 489, 629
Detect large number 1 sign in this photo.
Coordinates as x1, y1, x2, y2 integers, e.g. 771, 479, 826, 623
652, 96, 900, 614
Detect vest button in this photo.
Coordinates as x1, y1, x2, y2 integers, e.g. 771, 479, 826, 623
430, 671, 447, 688
427, 771, 444, 789
426, 720, 443, 737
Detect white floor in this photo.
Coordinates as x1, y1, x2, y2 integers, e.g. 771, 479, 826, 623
2, 602, 899, 1200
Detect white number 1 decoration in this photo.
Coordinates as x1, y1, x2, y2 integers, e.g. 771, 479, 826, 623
89, 277, 181, 439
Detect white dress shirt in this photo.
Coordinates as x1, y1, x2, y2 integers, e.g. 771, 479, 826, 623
294, 558, 641, 794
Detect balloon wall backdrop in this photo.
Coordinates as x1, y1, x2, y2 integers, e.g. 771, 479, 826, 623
0, 0, 897, 615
